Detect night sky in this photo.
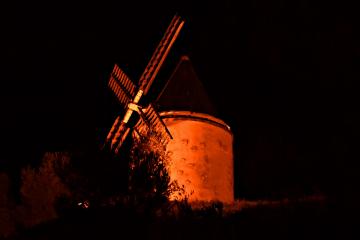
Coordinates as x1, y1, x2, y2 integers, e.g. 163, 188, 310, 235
1, 1, 359, 200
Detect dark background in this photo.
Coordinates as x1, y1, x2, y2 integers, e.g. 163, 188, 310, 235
1, 0, 359, 201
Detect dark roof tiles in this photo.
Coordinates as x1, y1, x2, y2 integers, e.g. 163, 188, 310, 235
156, 56, 216, 116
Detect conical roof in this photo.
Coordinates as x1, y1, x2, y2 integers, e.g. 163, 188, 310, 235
155, 56, 216, 116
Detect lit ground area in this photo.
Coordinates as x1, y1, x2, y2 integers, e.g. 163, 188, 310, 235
8, 197, 356, 240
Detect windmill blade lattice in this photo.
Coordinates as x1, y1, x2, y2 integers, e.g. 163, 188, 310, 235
108, 64, 137, 110
104, 15, 184, 154
138, 15, 184, 95
134, 104, 173, 146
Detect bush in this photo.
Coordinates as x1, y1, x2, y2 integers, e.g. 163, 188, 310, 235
16, 152, 71, 228
127, 132, 184, 215
0, 173, 16, 238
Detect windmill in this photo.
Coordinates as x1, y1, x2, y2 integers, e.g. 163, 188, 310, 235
103, 15, 185, 154
102, 15, 234, 203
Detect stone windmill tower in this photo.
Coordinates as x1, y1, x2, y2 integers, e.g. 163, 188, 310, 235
104, 15, 234, 203
156, 56, 234, 203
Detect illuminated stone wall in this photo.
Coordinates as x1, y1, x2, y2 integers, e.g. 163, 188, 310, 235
161, 111, 234, 203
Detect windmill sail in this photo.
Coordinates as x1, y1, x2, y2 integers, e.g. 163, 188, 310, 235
108, 64, 136, 109
104, 115, 121, 149
104, 15, 184, 153
112, 64, 137, 97
138, 14, 184, 95
134, 104, 173, 146
113, 122, 131, 153
104, 65, 137, 148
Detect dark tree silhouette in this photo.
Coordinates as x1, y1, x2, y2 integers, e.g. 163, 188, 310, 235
15, 153, 70, 228
0, 173, 16, 238
127, 132, 184, 215
54, 147, 130, 209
